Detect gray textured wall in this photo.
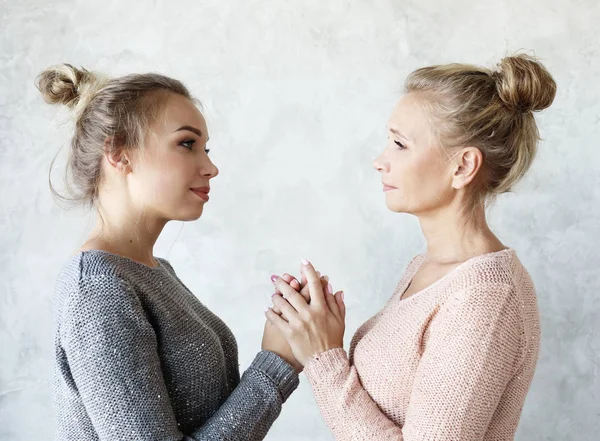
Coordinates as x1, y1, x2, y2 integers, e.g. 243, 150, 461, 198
1, 0, 598, 440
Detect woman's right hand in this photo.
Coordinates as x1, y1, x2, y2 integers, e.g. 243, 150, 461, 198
261, 272, 329, 373
271, 270, 329, 313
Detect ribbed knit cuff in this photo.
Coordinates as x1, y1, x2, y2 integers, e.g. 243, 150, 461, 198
304, 347, 349, 385
250, 350, 299, 403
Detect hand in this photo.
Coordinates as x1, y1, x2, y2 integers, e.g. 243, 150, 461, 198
262, 317, 304, 373
265, 259, 345, 366
261, 273, 304, 372
270, 270, 329, 315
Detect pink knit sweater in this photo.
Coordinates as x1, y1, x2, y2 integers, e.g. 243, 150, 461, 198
304, 249, 540, 440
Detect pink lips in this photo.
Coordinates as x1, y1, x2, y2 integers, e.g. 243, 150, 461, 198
191, 186, 210, 202
383, 184, 397, 191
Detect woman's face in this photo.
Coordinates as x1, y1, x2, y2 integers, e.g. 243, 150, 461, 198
127, 93, 219, 222
373, 93, 456, 216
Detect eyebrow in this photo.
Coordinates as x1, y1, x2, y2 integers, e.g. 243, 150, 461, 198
175, 125, 209, 140
388, 127, 411, 142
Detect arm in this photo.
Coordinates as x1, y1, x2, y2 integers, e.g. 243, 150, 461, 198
304, 283, 523, 440
61, 275, 298, 441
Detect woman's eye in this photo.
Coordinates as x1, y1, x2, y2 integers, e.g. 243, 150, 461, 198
180, 139, 196, 149
394, 140, 406, 149
204, 148, 210, 154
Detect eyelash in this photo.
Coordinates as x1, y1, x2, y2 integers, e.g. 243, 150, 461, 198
180, 139, 210, 154
394, 140, 406, 150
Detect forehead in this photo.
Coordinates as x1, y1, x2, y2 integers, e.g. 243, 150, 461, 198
388, 93, 433, 144
159, 93, 208, 135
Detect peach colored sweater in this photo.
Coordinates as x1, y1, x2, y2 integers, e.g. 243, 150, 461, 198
304, 249, 540, 440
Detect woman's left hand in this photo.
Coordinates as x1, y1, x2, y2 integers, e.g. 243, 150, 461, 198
265, 259, 345, 366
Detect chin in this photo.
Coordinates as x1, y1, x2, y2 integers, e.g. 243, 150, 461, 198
176, 206, 205, 222
385, 199, 418, 215
387, 205, 408, 214
385, 197, 406, 213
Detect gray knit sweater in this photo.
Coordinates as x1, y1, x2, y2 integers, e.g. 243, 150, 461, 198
52, 250, 299, 440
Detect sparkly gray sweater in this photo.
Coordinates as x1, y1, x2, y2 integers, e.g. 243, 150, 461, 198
52, 250, 299, 440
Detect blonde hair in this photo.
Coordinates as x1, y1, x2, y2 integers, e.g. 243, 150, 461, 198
405, 53, 557, 210
36, 64, 195, 207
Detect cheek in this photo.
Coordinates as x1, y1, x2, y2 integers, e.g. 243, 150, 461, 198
387, 151, 452, 211
134, 152, 191, 202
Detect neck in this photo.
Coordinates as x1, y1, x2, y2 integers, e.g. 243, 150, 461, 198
417, 200, 505, 264
84, 192, 167, 267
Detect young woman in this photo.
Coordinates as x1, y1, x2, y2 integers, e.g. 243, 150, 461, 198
267, 54, 556, 440
39, 64, 303, 440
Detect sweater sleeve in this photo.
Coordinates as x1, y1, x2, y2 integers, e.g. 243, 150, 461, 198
303, 283, 524, 440
60, 275, 298, 441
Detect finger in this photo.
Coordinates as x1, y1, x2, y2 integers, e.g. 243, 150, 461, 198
279, 274, 301, 298
273, 277, 310, 315
270, 293, 283, 315
265, 307, 291, 334
290, 279, 301, 291
271, 274, 300, 315
334, 291, 346, 321
300, 274, 326, 298
300, 259, 325, 307
320, 277, 329, 294
299, 279, 311, 301
299, 275, 327, 303
276, 273, 298, 293
271, 292, 302, 323
299, 264, 307, 288
324, 281, 341, 319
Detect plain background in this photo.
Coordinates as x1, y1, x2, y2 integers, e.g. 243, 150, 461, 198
1, 0, 598, 439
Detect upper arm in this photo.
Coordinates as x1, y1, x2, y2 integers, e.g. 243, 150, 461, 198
61, 275, 183, 440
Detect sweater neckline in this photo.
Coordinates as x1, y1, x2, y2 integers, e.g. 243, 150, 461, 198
75, 249, 166, 271
396, 248, 516, 304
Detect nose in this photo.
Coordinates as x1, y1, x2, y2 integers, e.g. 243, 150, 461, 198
373, 150, 389, 173
200, 155, 219, 179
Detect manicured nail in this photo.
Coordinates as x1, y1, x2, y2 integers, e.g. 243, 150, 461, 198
328, 283, 333, 295
341, 291, 345, 302
270, 275, 278, 282
301, 259, 310, 265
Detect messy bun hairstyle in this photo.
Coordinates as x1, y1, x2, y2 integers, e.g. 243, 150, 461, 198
37, 64, 194, 207
405, 53, 557, 209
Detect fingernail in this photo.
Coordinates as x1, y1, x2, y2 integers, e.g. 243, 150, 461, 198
265, 306, 270, 312
324, 275, 329, 282
328, 283, 333, 295
341, 291, 345, 302
270, 275, 278, 282
301, 259, 310, 265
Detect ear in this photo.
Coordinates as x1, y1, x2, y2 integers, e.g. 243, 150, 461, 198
103, 137, 131, 174
451, 147, 483, 190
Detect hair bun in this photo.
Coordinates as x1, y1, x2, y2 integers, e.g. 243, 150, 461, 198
493, 54, 557, 113
36, 64, 108, 116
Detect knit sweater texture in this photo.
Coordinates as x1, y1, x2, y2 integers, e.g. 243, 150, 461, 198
304, 249, 540, 440
53, 250, 298, 440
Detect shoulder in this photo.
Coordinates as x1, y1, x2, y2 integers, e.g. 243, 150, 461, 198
54, 251, 142, 324
441, 249, 536, 324
447, 249, 533, 293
